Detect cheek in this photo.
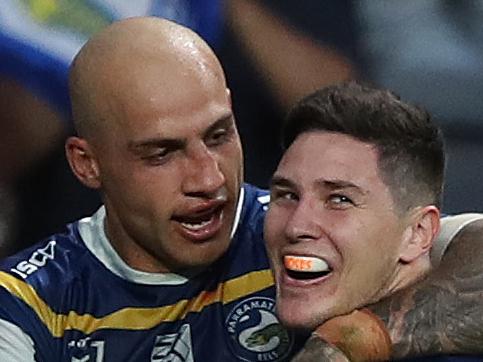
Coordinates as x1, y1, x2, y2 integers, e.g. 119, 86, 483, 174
217, 147, 243, 182
325, 220, 377, 271
226, 138, 244, 164
264, 207, 287, 247
135, 158, 185, 185
114, 167, 181, 209
230, 151, 244, 177
339, 223, 397, 276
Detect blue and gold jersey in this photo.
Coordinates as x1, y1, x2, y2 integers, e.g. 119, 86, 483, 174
0, 184, 300, 361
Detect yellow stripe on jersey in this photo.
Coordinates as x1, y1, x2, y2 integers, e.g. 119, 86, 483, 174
0, 269, 274, 337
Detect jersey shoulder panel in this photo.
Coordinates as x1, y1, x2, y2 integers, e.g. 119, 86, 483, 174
0, 220, 97, 360
236, 183, 269, 239
220, 184, 272, 282
0, 221, 94, 294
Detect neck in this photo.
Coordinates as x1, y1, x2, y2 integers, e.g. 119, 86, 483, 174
388, 255, 432, 295
102, 204, 170, 274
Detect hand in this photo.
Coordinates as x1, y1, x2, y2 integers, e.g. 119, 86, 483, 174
291, 334, 350, 362
313, 309, 392, 362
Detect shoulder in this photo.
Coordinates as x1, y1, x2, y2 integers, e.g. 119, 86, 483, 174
234, 184, 270, 240
432, 213, 483, 266
225, 185, 271, 269
0, 318, 36, 362
0, 222, 92, 356
0, 219, 95, 323
239, 183, 270, 223
0, 221, 90, 284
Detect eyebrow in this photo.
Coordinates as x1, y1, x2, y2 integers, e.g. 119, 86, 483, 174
127, 112, 234, 153
128, 138, 184, 154
269, 175, 296, 190
270, 175, 367, 195
315, 178, 367, 195
203, 112, 234, 138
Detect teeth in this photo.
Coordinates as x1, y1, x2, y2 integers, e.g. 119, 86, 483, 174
181, 218, 212, 231
181, 220, 210, 230
284, 255, 329, 273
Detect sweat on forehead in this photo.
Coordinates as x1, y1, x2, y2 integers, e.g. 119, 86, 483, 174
68, 17, 224, 139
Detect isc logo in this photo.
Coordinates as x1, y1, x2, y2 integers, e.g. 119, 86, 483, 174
10, 240, 56, 279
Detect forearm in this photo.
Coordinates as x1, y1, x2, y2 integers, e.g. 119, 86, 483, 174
369, 219, 483, 358
291, 335, 350, 362
225, 0, 356, 109
0, 77, 65, 184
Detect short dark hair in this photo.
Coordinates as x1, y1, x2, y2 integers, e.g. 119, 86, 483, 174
282, 81, 445, 211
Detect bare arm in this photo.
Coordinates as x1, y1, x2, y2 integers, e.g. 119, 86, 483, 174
291, 337, 349, 362
225, 0, 356, 110
0, 78, 65, 185
372, 218, 483, 358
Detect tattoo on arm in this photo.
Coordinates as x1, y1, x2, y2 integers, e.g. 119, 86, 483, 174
369, 219, 483, 358
291, 335, 350, 362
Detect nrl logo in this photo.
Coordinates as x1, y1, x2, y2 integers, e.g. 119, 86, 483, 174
151, 324, 194, 362
225, 296, 293, 361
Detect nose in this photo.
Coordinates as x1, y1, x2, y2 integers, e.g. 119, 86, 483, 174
284, 198, 322, 243
182, 145, 225, 197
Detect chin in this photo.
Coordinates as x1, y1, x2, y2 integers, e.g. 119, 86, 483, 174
276, 302, 325, 332
189, 240, 230, 265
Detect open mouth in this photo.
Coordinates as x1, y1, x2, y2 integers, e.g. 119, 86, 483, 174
284, 255, 332, 281
172, 203, 225, 241
286, 269, 331, 280
177, 211, 218, 230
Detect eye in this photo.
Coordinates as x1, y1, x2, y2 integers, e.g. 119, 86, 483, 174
142, 148, 172, 165
270, 188, 298, 203
327, 194, 354, 209
206, 126, 232, 146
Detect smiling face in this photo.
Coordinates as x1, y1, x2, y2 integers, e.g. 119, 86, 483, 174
67, 18, 243, 273
264, 131, 414, 330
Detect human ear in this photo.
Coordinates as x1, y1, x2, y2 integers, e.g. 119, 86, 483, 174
226, 88, 232, 107
65, 136, 101, 189
399, 206, 441, 263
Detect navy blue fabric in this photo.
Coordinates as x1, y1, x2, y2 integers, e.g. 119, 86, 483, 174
0, 185, 304, 361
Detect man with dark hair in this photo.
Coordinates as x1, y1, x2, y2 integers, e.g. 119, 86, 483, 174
265, 81, 483, 361
282, 82, 444, 213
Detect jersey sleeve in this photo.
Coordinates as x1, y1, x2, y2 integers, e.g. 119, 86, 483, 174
0, 318, 36, 362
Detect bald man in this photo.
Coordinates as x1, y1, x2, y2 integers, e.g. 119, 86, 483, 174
0, 17, 300, 361
0, 17, 483, 362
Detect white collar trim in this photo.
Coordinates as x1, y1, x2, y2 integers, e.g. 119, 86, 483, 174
78, 187, 245, 285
